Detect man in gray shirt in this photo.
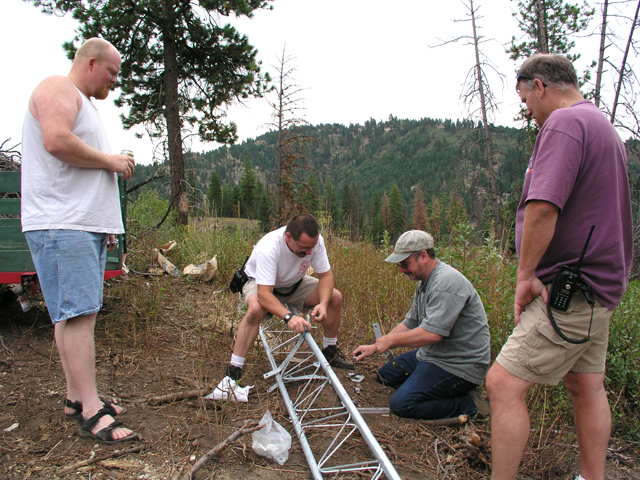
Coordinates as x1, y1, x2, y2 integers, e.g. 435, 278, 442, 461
353, 230, 491, 419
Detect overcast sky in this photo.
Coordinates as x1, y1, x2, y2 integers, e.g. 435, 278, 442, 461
0, 0, 634, 166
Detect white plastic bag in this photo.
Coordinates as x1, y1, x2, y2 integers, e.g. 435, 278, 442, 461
204, 376, 254, 403
251, 410, 292, 465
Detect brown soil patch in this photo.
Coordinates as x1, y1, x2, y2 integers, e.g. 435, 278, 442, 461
0, 275, 638, 479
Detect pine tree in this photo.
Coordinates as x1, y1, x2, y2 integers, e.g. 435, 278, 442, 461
509, 0, 594, 61
30, 0, 272, 225
257, 188, 272, 232
368, 192, 386, 245
207, 172, 222, 217
412, 186, 427, 231
322, 181, 339, 227
239, 157, 258, 219
221, 183, 235, 218
388, 184, 405, 241
299, 174, 322, 217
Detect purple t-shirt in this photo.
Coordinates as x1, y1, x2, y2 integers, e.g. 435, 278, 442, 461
515, 100, 632, 309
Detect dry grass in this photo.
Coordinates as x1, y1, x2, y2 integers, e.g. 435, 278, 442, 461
2, 211, 639, 479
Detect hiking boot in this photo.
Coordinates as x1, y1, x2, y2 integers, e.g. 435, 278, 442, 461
469, 389, 490, 418
225, 364, 243, 381
321, 345, 354, 370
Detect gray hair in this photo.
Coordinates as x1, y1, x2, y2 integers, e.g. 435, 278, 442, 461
517, 54, 578, 91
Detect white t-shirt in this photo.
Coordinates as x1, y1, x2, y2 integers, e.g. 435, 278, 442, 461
245, 227, 331, 288
21, 87, 124, 234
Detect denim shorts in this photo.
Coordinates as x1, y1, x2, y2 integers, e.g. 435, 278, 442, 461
24, 230, 107, 324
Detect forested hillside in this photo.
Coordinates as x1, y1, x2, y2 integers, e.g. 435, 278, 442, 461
131, 116, 531, 238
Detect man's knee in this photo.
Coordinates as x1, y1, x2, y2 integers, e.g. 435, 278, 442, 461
486, 362, 530, 403
329, 288, 342, 308
243, 297, 268, 325
563, 371, 606, 399
389, 391, 414, 415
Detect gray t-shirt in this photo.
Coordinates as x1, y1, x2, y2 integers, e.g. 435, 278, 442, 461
402, 261, 490, 385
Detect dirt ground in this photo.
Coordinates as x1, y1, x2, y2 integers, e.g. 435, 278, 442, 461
1, 274, 638, 480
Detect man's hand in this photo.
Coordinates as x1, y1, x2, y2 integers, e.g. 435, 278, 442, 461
310, 304, 328, 322
514, 274, 548, 324
287, 315, 312, 335
112, 152, 135, 179
353, 344, 378, 362
106, 235, 117, 252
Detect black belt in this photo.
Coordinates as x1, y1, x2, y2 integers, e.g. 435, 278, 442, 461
273, 277, 304, 297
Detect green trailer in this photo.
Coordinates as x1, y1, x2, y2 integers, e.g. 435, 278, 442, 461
0, 170, 127, 287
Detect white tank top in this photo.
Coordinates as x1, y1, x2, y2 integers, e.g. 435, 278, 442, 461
21, 86, 124, 234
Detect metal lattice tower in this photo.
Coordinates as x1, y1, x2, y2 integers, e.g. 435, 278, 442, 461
258, 306, 401, 480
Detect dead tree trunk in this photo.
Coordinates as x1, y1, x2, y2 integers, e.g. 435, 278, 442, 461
611, 0, 640, 125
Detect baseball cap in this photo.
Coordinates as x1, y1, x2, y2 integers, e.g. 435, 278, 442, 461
385, 230, 434, 263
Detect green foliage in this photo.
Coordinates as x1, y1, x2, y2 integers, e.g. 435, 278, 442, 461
32, 0, 273, 145
126, 188, 181, 271
299, 174, 322, 218
207, 171, 222, 216
181, 221, 258, 281
128, 188, 176, 233
607, 280, 640, 438
257, 188, 273, 232
509, 0, 594, 63
387, 184, 405, 241
239, 157, 258, 219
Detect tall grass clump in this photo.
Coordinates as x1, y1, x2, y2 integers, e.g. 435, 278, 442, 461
126, 189, 261, 281
439, 223, 517, 359
326, 236, 415, 350
181, 218, 261, 281
607, 279, 640, 439
126, 189, 183, 272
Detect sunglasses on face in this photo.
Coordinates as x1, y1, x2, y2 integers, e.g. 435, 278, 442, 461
516, 72, 548, 88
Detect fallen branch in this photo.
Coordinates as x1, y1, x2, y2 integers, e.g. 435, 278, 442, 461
177, 419, 264, 480
422, 415, 469, 427
130, 389, 210, 405
58, 445, 144, 476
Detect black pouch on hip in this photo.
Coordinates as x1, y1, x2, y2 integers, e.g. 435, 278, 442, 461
229, 256, 249, 293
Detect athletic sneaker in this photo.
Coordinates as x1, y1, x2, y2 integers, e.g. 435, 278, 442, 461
469, 389, 490, 418
321, 345, 355, 370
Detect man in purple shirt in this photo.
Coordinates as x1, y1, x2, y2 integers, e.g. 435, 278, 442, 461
486, 54, 632, 480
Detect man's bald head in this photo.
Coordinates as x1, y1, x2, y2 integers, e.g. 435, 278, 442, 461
73, 38, 119, 65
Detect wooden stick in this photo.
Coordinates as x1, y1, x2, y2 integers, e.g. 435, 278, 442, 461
58, 445, 144, 476
129, 388, 210, 405
421, 415, 468, 427
177, 420, 264, 480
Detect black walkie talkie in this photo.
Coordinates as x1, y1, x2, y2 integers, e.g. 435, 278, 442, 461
547, 225, 596, 345
549, 225, 595, 311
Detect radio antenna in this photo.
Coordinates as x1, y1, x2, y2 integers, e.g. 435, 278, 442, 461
575, 224, 595, 273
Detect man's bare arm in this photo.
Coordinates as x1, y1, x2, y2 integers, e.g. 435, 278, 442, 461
515, 199, 559, 323
30, 76, 134, 178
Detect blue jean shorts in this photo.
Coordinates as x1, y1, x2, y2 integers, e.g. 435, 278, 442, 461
24, 230, 107, 324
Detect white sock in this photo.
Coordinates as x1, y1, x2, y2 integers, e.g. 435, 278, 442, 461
323, 337, 337, 349
576, 476, 586, 480
230, 354, 245, 368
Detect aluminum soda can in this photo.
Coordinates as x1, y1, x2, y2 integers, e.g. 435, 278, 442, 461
118, 149, 134, 177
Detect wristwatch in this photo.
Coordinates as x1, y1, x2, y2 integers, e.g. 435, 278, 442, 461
283, 313, 294, 324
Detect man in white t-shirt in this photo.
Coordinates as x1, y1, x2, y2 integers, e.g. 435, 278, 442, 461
217, 214, 353, 396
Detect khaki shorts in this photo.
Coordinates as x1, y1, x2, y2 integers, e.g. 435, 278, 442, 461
242, 275, 319, 315
496, 289, 612, 385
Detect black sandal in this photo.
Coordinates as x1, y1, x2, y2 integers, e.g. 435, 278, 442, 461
79, 407, 138, 444
62, 398, 127, 422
